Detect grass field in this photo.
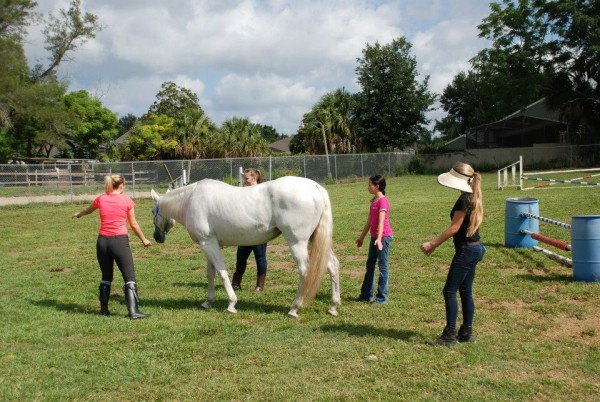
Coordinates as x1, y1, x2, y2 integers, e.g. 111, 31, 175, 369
1, 173, 599, 401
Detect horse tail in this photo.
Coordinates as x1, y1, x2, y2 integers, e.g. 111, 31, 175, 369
298, 184, 333, 304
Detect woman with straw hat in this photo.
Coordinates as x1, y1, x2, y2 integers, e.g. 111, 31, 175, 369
421, 162, 485, 347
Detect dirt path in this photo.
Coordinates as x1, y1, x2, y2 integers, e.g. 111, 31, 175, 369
0, 192, 152, 206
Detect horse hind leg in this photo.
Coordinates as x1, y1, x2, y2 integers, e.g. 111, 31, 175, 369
287, 240, 309, 319
201, 259, 216, 309
327, 252, 341, 317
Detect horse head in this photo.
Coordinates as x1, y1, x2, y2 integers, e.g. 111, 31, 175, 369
151, 189, 175, 243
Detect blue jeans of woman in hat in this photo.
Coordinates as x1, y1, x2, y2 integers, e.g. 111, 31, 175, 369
443, 243, 485, 330
359, 236, 392, 304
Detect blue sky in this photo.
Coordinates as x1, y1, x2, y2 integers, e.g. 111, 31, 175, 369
24, 0, 492, 135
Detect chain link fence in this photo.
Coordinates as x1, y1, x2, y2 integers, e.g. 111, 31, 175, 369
0, 152, 413, 201
1, 145, 597, 203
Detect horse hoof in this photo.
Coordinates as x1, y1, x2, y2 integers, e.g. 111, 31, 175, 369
226, 306, 237, 314
327, 307, 338, 316
201, 301, 212, 309
287, 310, 299, 319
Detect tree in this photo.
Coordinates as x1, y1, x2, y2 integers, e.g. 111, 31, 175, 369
9, 80, 75, 158
289, 132, 307, 154
63, 90, 118, 159
353, 37, 436, 151
476, 0, 600, 141
0, 0, 101, 161
301, 88, 358, 154
172, 108, 218, 159
217, 117, 268, 158
147, 81, 203, 120
33, 0, 100, 82
123, 114, 177, 160
117, 113, 138, 137
258, 124, 284, 143
0, 0, 39, 40
434, 71, 491, 141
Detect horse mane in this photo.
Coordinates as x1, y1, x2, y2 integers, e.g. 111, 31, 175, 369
159, 182, 199, 218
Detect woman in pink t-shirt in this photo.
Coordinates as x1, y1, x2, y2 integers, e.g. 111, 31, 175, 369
356, 175, 393, 305
73, 174, 151, 319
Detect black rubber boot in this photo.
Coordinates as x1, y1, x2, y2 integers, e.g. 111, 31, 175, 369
99, 283, 111, 316
123, 283, 149, 319
457, 325, 475, 343
232, 272, 243, 291
427, 326, 458, 347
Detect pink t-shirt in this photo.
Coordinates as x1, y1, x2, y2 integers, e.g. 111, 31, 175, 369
369, 196, 393, 238
93, 193, 135, 236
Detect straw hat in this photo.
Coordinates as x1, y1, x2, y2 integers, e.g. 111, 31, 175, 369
437, 168, 473, 193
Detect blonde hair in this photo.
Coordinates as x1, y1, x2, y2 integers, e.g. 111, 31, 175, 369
244, 168, 262, 184
453, 162, 483, 237
104, 174, 125, 193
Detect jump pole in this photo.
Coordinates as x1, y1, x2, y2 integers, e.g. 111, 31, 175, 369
505, 198, 600, 281
520, 229, 571, 251
532, 246, 572, 268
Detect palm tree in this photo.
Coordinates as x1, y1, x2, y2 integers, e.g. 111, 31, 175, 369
302, 88, 359, 154
174, 108, 218, 159
218, 117, 268, 158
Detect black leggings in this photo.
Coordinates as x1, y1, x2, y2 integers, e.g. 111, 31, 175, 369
96, 235, 136, 284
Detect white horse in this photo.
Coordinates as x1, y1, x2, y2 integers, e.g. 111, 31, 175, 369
150, 176, 340, 318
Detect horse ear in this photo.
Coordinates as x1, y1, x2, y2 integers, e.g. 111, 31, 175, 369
151, 189, 159, 201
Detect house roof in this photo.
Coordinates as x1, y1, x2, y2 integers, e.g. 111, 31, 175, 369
466, 98, 567, 148
470, 98, 562, 137
269, 136, 292, 153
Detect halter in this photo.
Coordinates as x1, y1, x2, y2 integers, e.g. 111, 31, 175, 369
153, 205, 169, 239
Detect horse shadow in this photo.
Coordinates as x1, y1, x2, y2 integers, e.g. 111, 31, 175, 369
320, 323, 418, 341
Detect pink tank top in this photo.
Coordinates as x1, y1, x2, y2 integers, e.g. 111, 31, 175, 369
369, 196, 393, 238
93, 193, 134, 236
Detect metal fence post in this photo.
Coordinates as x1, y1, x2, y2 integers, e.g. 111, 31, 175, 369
303, 156, 306, 177
361, 154, 364, 177
131, 162, 136, 198
334, 155, 338, 180
68, 163, 73, 202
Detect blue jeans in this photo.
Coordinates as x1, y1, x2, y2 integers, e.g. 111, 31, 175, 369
359, 236, 392, 304
443, 243, 485, 330
235, 243, 268, 277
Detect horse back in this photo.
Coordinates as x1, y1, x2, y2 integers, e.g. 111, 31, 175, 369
186, 177, 327, 246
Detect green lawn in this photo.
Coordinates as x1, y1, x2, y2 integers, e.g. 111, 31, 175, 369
0, 174, 598, 401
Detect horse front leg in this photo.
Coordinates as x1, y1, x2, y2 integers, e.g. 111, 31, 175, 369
202, 239, 238, 314
201, 258, 216, 310
327, 252, 341, 317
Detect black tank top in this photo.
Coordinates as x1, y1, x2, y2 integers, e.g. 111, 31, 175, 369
451, 193, 480, 245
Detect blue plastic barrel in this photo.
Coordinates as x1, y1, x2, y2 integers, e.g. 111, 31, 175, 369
571, 216, 600, 282
505, 198, 539, 248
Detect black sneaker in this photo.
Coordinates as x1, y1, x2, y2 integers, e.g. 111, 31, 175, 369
457, 325, 475, 343
426, 327, 458, 347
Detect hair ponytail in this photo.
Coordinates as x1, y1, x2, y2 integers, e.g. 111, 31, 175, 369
453, 163, 483, 237
104, 174, 125, 194
467, 172, 483, 237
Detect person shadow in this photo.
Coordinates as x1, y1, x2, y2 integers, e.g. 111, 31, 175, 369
320, 323, 418, 341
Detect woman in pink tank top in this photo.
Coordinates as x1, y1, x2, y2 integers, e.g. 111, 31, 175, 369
73, 174, 151, 319
356, 175, 393, 305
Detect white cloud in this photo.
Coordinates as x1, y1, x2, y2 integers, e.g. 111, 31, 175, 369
23, 0, 493, 135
